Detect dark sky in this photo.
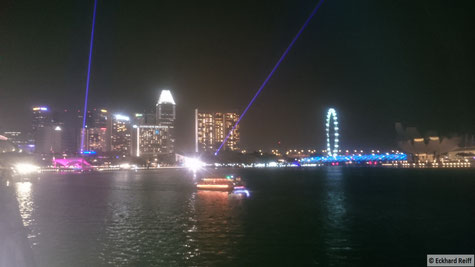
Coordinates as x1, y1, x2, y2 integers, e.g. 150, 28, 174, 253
1, 0, 474, 152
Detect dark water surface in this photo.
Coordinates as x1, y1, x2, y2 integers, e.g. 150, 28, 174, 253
12, 168, 475, 266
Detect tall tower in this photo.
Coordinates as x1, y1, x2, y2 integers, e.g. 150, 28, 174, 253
32, 106, 51, 133
82, 109, 109, 153
110, 114, 132, 156
156, 90, 176, 126
156, 90, 176, 154
195, 111, 240, 152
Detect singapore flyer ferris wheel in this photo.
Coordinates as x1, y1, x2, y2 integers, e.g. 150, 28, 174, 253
325, 108, 339, 157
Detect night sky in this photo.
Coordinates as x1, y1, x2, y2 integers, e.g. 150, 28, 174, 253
1, 0, 474, 152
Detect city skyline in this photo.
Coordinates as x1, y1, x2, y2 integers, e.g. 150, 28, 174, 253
1, 1, 474, 152
2, 2, 475, 266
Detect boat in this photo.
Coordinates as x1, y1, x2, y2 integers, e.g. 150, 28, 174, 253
196, 175, 247, 192
196, 178, 234, 191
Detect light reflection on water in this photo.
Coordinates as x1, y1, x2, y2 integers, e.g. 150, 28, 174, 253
89, 171, 245, 266
323, 167, 352, 263
11, 168, 475, 266
15, 181, 38, 244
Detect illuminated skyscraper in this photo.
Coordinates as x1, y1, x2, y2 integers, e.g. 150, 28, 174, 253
82, 127, 108, 152
196, 110, 239, 152
156, 90, 176, 154
132, 125, 173, 158
86, 108, 108, 128
110, 114, 132, 155
156, 90, 176, 126
32, 106, 51, 133
31, 106, 64, 153
82, 109, 109, 152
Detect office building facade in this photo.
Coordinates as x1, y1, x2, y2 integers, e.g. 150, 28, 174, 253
195, 109, 240, 152
155, 90, 176, 154
132, 125, 173, 158
110, 114, 132, 155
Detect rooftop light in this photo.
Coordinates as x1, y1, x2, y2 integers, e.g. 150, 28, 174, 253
157, 90, 176, 105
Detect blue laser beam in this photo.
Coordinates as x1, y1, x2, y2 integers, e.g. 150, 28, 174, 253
80, 0, 98, 153
215, 0, 325, 155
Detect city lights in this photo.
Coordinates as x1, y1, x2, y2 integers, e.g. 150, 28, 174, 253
233, 189, 250, 197
157, 90, 176, 105
119, 163, 131, 169
1, 2, 474, 266
184, 157, 205, 172
301, 153, 407, 163
33, 106, 48, 111
326, 108, 339, 157
13, 163, 40, 175
114, 114, 130, 121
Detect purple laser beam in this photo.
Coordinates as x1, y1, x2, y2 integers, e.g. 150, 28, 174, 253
80, 0, 98, 153
215, 0, 325, 155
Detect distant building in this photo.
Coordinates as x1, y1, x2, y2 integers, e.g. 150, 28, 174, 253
195, 109, 240, 152
82, 109, 109, 152
31, 106, 51, 151
2, 132, 28, 148
156, 90, 176, 154
395, 122, 460, 162
32, 106, 51, 133
36, 124, 63, 154
0, 137, 17, 153
132, 125, 173, 158
110, 114, 132, 155
82, 127, 108, 152
59, 109, 83, 154
1, 132, 32, 152
86, 108, 108, 128
447, 147, 475, 161
133, 113, 156, 125
156, 90, 176, 126
31, 106, 64, 153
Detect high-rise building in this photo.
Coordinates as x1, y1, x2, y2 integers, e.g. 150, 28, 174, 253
32, 106, 51, 133
132, 125, 173, 158
156, 90, 176, 154
86, 108, 108, 128
82, 109, 109, 152
195, 109, 240, 152
31, 106, 64, 153
36, 124, 63, 154
3, 132, 26, 147
82, 127, 108, 152
31, 106, 51, 151
2, 131, 32, 152
156, 90, 176, 126
195, 112, 214, 152
133, 113, 156, 125
110, 114, 132, 155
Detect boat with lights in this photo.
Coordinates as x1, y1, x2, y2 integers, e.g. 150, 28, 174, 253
196, 175, 247, 193
196, 178, 234, 191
